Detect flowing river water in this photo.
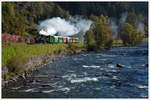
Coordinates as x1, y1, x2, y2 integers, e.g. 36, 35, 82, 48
2, 43, 148, 98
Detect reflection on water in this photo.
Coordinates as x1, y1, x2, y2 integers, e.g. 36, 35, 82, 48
2, 43, 148, 98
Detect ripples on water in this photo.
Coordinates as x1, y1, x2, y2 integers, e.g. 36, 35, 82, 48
2, 43, 148, 98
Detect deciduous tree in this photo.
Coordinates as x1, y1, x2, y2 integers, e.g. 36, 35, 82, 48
120, 23, 144, 46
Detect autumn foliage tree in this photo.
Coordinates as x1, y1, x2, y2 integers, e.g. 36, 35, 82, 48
85, 14, 113, 50
84, 30, 96, 51
120, 23, 144, 46
2, 3, 26, 35
94, 15, 113, 49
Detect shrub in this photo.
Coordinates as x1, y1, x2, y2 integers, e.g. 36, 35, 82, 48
3, 74, 10, 80
131, 29, 144, 45
105, 39, 113, 49
68, 43, 76, 53
84, 30, 97, 51
7, 56, 28, 75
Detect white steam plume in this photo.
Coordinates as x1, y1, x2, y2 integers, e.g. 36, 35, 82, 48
109, 18, 118, 38
137, 15, 145, 33
119, 12, 128, 26
137, 23, 144, 32
37, 16, 92, 36
70, 16, 92, 33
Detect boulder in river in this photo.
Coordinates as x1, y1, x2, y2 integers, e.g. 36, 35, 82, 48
116, 64, 126, 68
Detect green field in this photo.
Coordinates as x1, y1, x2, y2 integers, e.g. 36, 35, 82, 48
2, 43, 66, 65
2, 42, 84, 66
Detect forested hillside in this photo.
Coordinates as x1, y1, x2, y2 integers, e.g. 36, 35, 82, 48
2, 2, 148, 37
2, 2, 70, 36
57, 2, 148, 18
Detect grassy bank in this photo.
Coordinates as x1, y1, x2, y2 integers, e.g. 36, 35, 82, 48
112, 37, 148, 47
2, 42, 84, 65
2, 42, 84, 80
112, 40, 123, 47
142, 37, 148, 43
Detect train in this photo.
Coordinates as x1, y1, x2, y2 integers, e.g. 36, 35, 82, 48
2, 33, 80, 44
35, 35, 80, 44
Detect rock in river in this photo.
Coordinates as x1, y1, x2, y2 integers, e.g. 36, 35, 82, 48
116, 64, 126, 68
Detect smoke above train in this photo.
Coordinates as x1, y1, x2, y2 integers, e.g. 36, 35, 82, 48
37, 16, 92, 36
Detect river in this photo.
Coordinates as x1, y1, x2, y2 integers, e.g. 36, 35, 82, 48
2, 43, 148, 98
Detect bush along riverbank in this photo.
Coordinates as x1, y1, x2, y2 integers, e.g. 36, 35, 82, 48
2, 42, 85, 87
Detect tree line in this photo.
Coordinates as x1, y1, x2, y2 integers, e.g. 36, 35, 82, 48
85, 14, 145, 51
2, 2, 148, 49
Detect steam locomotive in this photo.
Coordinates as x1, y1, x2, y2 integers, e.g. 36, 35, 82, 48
35, 35, 80, 44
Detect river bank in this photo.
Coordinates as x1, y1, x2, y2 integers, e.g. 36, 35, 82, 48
2, 49, 87, 88
2, 42, 85, 88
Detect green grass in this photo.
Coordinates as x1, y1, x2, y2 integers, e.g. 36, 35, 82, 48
112, 39, 123, 47
142, 37, 148, 43
112, 37, 148, 47
2, 42, 68, 65
2, 42, 85, 66
72, 43, 85, 49
2, 42, 27, 48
